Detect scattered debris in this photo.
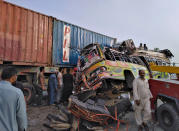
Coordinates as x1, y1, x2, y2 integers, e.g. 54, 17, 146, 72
28, 42, 172, 131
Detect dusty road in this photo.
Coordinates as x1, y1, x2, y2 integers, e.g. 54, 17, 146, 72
27, 105, 164, 131
27, 105, 58, 131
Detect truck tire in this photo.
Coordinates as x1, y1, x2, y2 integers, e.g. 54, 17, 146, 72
22, 83, 35, 105
157, 103, 179, 131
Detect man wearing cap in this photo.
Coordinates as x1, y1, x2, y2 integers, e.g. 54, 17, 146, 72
133, 69, 153, 131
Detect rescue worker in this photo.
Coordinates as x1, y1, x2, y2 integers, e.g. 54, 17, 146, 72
48, 71, 58, 105
133, 69, 153, 131
0, 67, 27, 131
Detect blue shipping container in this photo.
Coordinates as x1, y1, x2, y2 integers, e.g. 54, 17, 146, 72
52, 19, 116, 67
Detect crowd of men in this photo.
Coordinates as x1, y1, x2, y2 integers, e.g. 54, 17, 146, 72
0, 67, 152, 131
38, 67, 74, 106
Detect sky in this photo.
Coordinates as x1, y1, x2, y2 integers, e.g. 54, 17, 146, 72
5, 0, 179, 63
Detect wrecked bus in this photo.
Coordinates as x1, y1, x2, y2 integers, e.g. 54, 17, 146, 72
74, 43, 149, 93
113, 39, 174, 79
67, 43, 150, 130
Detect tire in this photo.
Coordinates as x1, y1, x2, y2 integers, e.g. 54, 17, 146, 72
12, 81, 24, 91
157, 103, 179, 131
22, 83, 35, 105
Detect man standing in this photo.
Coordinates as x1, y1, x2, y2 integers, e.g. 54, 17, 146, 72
56, 68, 63, 103
38, 67, 46, 90
48, 71, 58, 105
61, 68, 73, 104
133, 69, 153, 131
0, 67, 27, 131
37, 67, 46, 105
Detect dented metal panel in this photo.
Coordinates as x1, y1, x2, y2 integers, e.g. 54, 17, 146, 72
52, 19, 116, 66
0, 1, 53, 66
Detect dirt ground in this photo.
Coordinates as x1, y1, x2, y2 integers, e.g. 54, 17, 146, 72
27, 105, 164, 131
27, 105, 60, 131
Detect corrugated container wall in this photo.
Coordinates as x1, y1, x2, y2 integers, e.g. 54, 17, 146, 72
53, 19, 116, 67
0, 1, 53, 66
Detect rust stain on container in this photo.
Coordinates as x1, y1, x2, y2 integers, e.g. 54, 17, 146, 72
0, 1, 53, 66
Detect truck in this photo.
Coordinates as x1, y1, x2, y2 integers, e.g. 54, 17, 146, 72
113, 40, 179, 130
0, 0, 116, 104
149, 65, 179, 131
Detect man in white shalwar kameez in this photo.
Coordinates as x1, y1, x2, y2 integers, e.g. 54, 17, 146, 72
133, 69, 153, 131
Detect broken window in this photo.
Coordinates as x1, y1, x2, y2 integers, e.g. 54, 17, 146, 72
103, 47, 144, 66
104, 48, 116, 61
156, 59, 162, 65
129, 56, 144, 65
80, 46, 101, 70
